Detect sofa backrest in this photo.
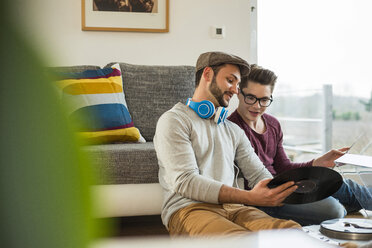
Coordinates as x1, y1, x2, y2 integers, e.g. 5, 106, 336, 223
106, 63, 195, 141
47, 65, 102, 74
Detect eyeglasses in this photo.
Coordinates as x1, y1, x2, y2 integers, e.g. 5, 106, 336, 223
240, 88, 273, 107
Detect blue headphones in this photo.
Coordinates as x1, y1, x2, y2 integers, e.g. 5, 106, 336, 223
186, 98, 228, 124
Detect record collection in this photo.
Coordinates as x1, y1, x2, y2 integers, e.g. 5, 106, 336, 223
268, 153, 372, 242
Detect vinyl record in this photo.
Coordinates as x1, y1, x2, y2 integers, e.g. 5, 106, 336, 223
320, 218, 372, 240
267, 166, 343, 204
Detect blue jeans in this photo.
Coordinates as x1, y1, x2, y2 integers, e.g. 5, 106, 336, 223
257, 179, 371, 226
333, 179, 372, 212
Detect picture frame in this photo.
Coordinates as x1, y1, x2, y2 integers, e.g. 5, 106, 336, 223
82, 0, 169, 32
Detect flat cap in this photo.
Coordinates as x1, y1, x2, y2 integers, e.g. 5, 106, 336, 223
196, 51, 250, 77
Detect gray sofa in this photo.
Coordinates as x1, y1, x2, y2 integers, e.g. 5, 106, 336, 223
50, 63, 195, 217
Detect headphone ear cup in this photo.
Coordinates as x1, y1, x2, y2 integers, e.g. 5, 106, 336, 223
214, 107, 228, 124
187, 98, 215, 119
197, 100, 215, 119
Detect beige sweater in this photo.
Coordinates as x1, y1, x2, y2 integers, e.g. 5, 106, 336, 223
154, 103, 272, 227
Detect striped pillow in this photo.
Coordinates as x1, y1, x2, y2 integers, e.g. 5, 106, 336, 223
54, 64, 144, 144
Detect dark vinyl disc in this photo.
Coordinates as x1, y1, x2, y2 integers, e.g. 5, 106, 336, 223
320, 218, 372, 240
267, 166, 343, 204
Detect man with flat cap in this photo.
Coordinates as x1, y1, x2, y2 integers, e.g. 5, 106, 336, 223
154, 51, 301, 236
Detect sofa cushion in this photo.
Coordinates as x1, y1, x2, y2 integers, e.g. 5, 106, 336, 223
106, 63, 195, 141
84, 142, 159, 184
51, 64, 144, 144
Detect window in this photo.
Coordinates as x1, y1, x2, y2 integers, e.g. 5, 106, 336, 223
257, 0, 372, 163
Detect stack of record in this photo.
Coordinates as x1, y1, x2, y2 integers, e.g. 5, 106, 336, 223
320, 218, 372, 240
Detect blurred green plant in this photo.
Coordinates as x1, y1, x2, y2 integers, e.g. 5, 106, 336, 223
0, 1, 106, 247
332, 110, 361, 121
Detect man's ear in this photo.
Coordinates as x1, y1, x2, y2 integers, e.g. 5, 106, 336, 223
202, 67, 214, 83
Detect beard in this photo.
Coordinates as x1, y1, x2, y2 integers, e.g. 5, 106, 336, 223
209, 76, 228, 107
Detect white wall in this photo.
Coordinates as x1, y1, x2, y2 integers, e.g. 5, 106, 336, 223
13, 0, 254, 67
12, 0, 256, 111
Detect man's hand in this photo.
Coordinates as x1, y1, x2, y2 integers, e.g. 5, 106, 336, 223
218, 179, 297, 206
313, 147, 349, 168
245, 178, 298, 206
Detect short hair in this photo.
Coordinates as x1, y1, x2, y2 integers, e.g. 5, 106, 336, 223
240, 64, 277, 92
195, 64, 225, 87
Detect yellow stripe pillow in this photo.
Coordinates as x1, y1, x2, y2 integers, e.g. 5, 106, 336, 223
53, 64, 145, 144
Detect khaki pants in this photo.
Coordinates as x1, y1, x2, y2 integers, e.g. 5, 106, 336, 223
168, 203, 301, 237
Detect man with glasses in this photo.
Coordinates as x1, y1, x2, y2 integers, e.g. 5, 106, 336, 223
228, 64, 372, 225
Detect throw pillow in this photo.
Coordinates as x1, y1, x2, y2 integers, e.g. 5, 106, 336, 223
53, 64, 145, 144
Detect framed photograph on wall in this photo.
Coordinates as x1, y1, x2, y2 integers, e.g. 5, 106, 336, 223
82, 0, 169, 32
